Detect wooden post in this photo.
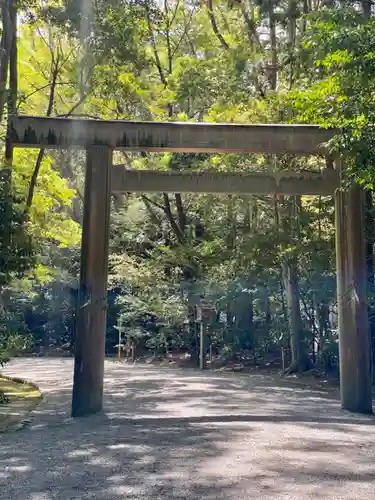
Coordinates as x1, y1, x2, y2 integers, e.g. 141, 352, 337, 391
347, 185, 372, 412
117, 318, 122, 361
335, 184, 372, 413
200, 320, 206, 370
71, 146, 112, 418
131, 341, 136, 363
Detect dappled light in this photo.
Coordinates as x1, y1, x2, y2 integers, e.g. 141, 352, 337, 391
2, 1, 375, 498
1, 359, 375, 500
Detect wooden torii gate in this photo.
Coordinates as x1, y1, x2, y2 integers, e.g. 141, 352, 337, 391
9, 116, 373, 416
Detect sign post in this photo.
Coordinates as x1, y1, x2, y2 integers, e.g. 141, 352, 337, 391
197, 299, 214, 370
117, 318, 122, 361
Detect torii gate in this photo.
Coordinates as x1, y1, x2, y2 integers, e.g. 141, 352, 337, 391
9, 116, 373, 416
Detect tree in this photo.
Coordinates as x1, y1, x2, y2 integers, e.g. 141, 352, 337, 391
2, 0, 371, 379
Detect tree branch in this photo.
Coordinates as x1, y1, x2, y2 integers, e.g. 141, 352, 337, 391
146, 6, 168, 86
142, 193, 185, 244
175, 193, 186, 233
207, 0, 229, 50
169, 0, 181, 27
163, 193, 185, 244
141, 195, 162, 226
17, 84, 52, 110
141, 194, 165, 211
61, 92, 89, 117
238, 0, 260, 48
25, 63, 88, 210
171, 5, 197, 59
25, 61, 59, 211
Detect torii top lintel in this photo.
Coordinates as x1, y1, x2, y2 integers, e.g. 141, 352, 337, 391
9, 116, 336, 156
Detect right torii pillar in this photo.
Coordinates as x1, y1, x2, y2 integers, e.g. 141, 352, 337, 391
335, 177, 373, 413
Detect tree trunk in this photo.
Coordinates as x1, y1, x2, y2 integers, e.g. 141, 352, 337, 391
269, 7, 277, 90
335, 184, 372, 413
364, 189, 375, 380
287, 0, 297, 89
313, 292, 325, 357
283, 260, 309, 372
265, 294, 271, 325
131, 341, 136, 363
362, 0, 371, 20
278, 197, 309, 373
1, 0, 17, 286
0, 0, 11, 126
200, 321, 206, 370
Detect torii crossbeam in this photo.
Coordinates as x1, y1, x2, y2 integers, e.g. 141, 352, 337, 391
9, 116, 373, 416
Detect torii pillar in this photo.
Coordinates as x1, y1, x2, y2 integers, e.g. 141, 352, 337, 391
71, 146, 112, 417
334, 169, 373, 413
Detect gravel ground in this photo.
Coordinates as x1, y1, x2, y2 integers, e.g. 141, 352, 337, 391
1, 358, 375, 500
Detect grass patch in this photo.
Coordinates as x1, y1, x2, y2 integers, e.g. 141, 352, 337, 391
0, 376, 42, 432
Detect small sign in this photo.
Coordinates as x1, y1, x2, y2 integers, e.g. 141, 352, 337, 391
200, 298, 213, 310
196, 299, 214, 322
196, 306, 202, 322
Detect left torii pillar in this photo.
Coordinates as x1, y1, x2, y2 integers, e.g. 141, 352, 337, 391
72, 146, 112, 417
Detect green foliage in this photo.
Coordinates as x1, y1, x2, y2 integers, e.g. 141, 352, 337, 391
3, 0, 373, 375
290, 7, 375, 183
0, 174, 35, 287
0, 352, 10, 369
0, 390, 9, 404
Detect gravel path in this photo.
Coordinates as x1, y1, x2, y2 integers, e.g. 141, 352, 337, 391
1, 358, 375, 499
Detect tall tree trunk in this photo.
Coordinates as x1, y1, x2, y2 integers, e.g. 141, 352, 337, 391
283, 260, 306, 371
278, 197, 309, 372
1, 0, 17, 289
265, 294, 271, 326
269, 7, 277, 90
313, 292, 323, 359
0, 0, 11, 126
4, 0, 17, 166
226, 195, 236, 250
288, 0, 297, 89
364, 189, 375, 379
362, 0, 371, 20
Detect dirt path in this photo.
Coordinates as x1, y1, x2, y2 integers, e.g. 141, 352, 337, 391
1, 358, 375, 499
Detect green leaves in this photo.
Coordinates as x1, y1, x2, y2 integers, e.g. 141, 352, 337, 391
291, 8, 375, 181
2, 0, 362, 370
0, 172, 35, 287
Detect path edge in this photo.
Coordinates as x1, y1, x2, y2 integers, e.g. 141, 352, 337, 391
0, 372, 43, 432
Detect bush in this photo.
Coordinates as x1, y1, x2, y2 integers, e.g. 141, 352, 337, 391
318, 338, 339, 372
0, 390, 10, 404
0, 349, 10, 368
0, 175, 35, 288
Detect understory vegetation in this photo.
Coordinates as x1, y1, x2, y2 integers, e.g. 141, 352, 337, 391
1, 0, 375, 376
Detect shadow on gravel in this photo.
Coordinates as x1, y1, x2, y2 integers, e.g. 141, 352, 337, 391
1, 359, 375, 499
